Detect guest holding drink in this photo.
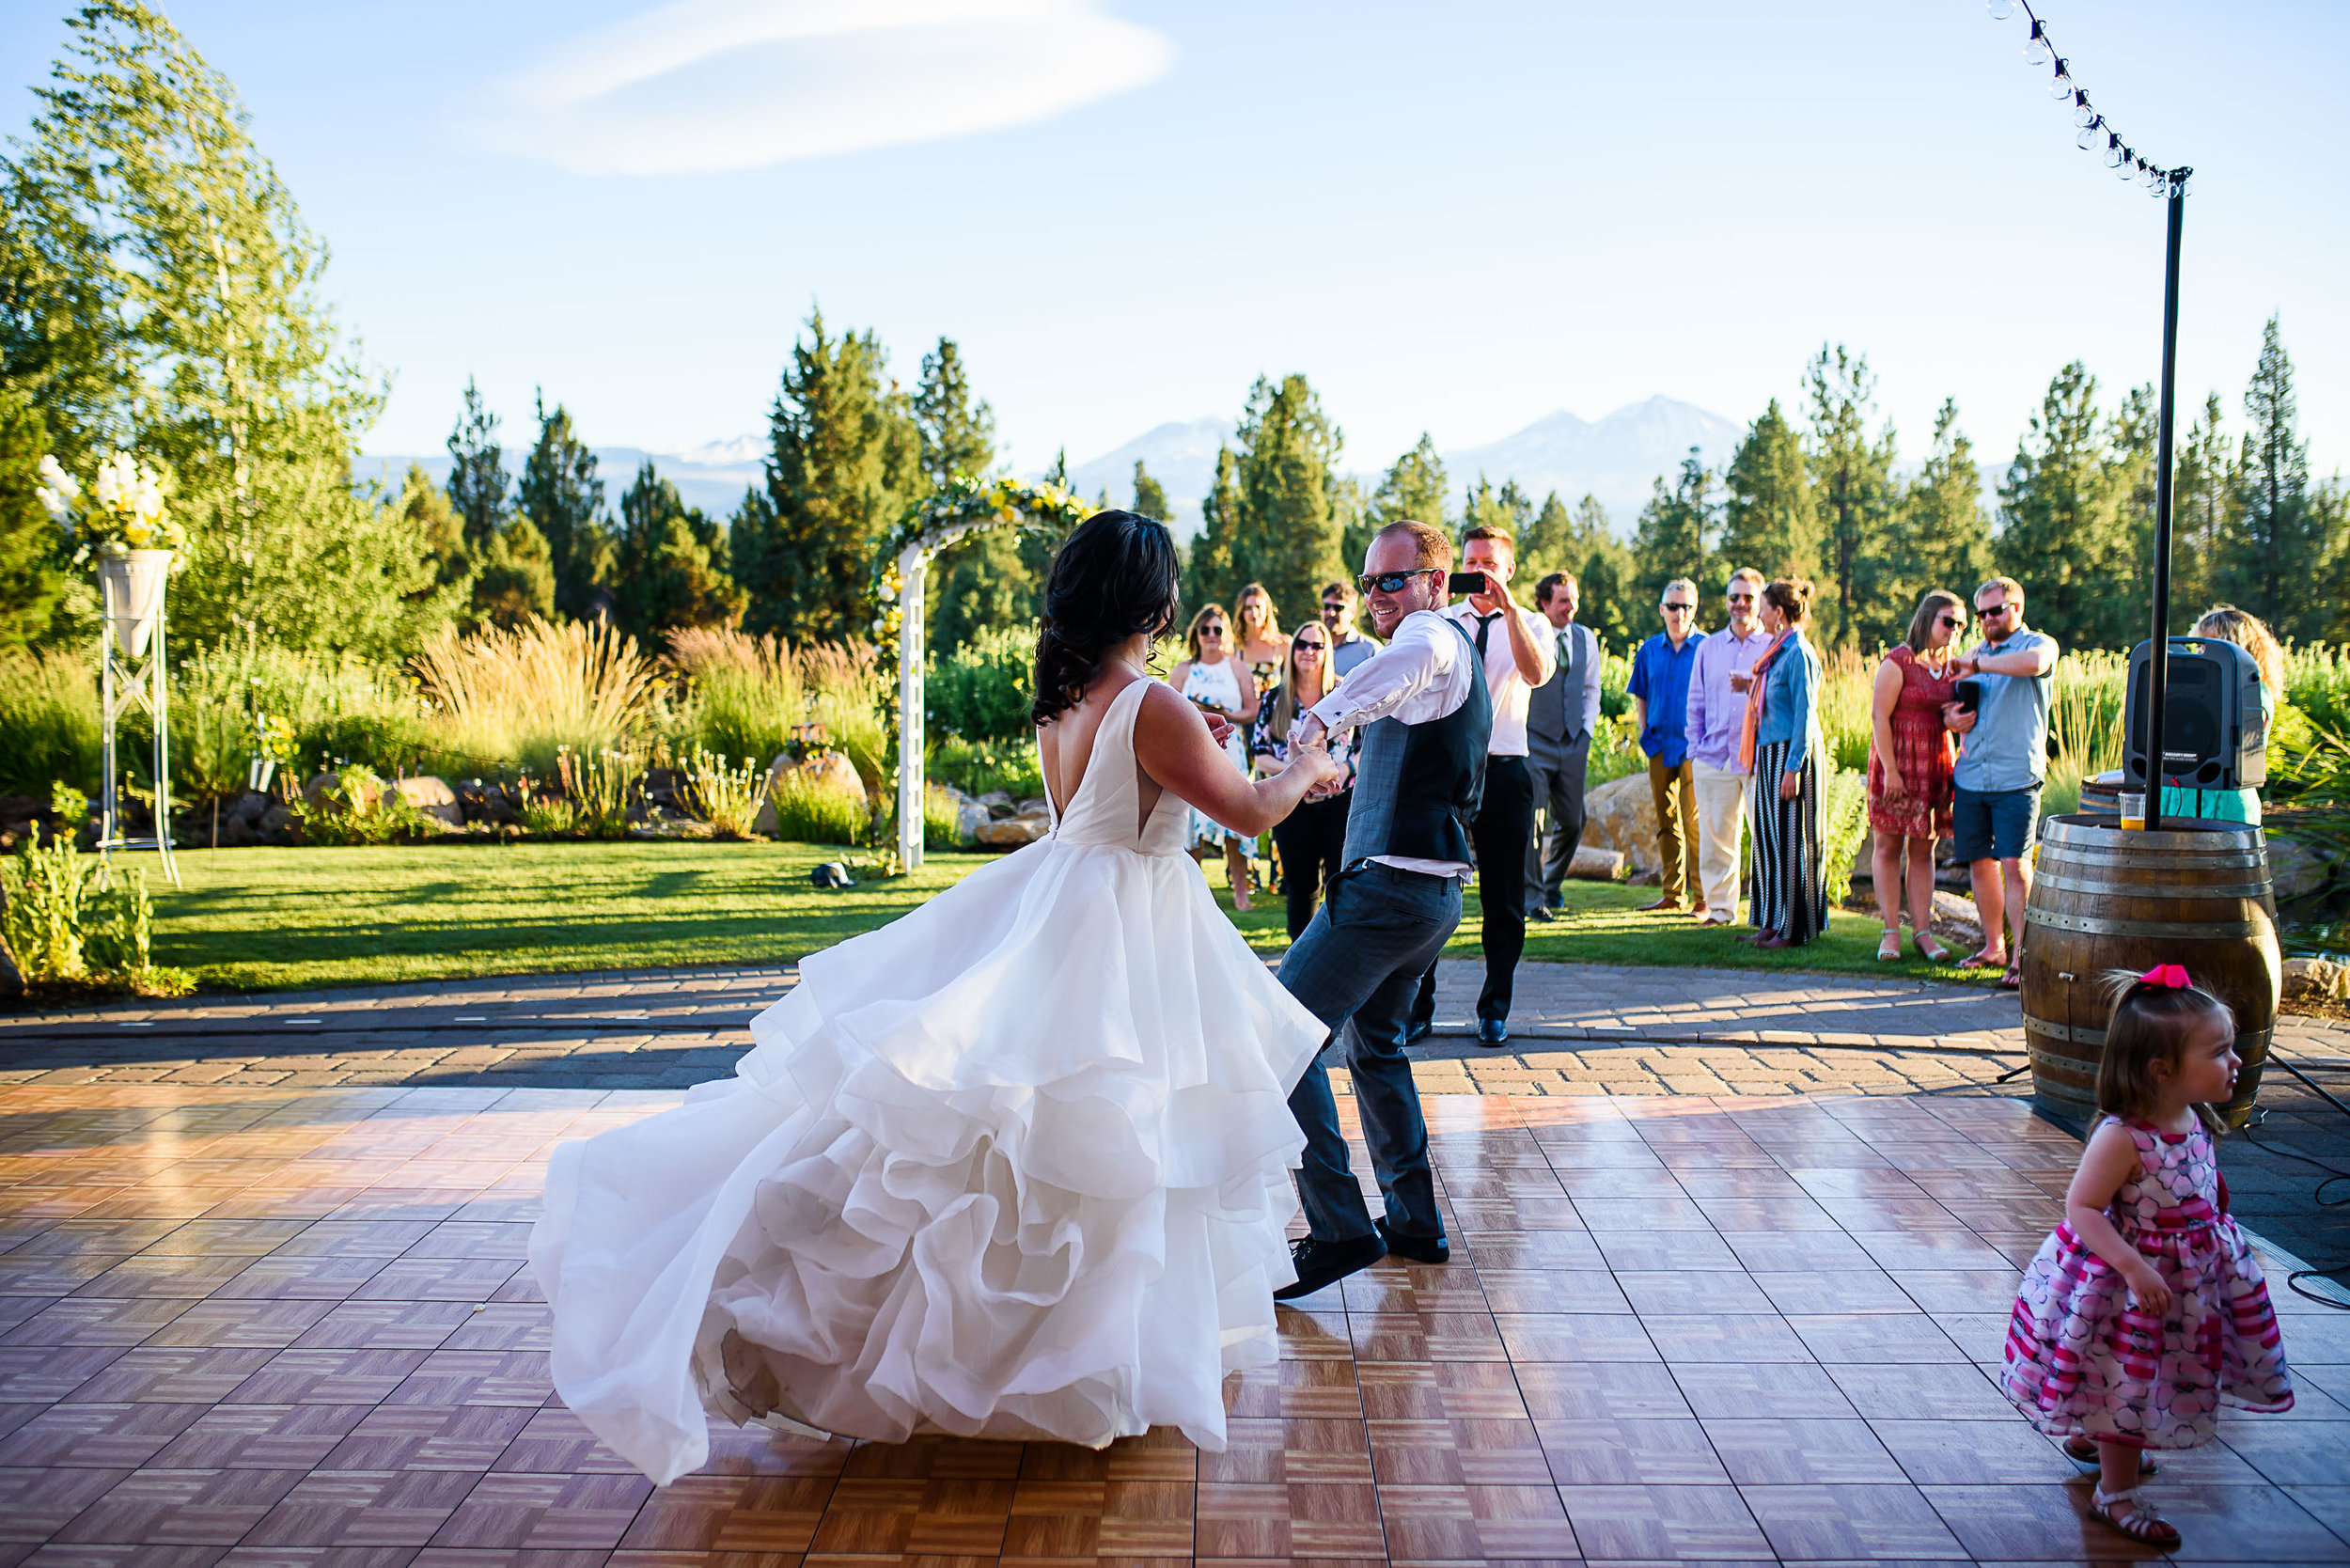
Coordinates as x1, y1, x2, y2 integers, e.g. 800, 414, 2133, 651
1867, 589, 1966, 963
1255, 623, 1357, 937
1735, 578, 1825, 949
1167, 604, 1261, 910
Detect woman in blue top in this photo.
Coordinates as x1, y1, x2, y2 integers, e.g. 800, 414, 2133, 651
2158, 607, 2281, 825
1732, 577, 1826, 949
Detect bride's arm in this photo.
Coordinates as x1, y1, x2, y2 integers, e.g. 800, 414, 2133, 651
1134, 682, 1334, 838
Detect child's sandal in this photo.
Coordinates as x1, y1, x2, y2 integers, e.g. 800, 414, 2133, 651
2089, 1486, 2180, 1549
2061, 1435, 2154, 1476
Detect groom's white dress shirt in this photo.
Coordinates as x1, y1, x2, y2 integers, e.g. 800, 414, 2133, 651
1305, 608, 1475, 881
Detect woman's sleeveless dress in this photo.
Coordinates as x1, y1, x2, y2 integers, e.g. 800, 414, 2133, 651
529, 680, 1325, 1482
2002, 1116, 2294, 1448
1866, 646, 1957, 839
1179, 656, 1255, 852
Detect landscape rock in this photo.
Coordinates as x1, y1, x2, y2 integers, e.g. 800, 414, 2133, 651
391, 776, 464, 826
1567, 845, 1625, 882
955, 798, 992, 845
753, 750, 870, 837
979, 791, 1015, 820
1016, 797, 1049, 819
1576, 773, 1663, 876
258, 803, 293, 837
2284, 956, 2348, 1002
454, 779, 519, 825
2266, 834, 2331, 903
976, 814, 1050, 849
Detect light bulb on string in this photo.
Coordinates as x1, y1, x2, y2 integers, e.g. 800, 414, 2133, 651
2076, 118, 2105, 151
2050, 61, 2076, 99
2115, 148, 2138, 180
2104, 134, 2126, 168
2023, 22, 2051, 66
1986, 0, 2016, 19
2072, 92, 2097, 129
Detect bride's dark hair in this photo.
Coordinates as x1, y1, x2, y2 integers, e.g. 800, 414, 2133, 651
1032, 510, 1181, 727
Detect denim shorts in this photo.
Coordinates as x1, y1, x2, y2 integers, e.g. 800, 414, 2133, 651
1953, 784, 2042, 862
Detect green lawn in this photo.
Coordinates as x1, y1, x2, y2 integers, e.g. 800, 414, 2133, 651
141, 841, 1995, 994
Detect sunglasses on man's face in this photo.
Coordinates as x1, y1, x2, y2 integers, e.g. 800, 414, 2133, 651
1358, 569, 1435, 595
1322, 601, 1349, 614
1727, 591, 1755, 604
1661, 602, 1695, 613
1977, 602, 2012, 619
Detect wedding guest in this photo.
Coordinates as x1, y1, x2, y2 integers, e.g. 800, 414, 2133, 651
1628, 577, 1703, 913
1945, 575, 2060, 990
1320, 580, 1381, 676
1868, 589, 1966, 964
1524, 572, 1602, 923
1406, 525, 1554, 1046
1255, 623, 1357, 937
2162, 606, 2282, 824
1739, 577, 1825, 949
1235, 582, 1288, 700
1681, 568, 1772, 926
1166, 604, 1261, 911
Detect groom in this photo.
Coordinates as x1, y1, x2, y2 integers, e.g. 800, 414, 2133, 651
1274, 520, 1492, 1301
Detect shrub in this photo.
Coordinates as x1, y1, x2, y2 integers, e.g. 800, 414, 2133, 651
767, 767, 867, 845
802, 641, 890, 802
930, 736, 1044, 802
926, 624, 1034, 744
686, 747, 768, 839
290, 765, 431, 846
413, 617, 658, 776
924, 782, 964, 852
0, 786, 191, 995
0, 649, 102, 798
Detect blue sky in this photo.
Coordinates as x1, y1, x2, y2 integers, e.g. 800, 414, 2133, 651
4, 0, 2343, 494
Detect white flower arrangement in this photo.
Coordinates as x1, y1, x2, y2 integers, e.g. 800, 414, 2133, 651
39, 451, 189, 565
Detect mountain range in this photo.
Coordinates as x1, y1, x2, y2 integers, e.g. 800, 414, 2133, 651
355, 395, 1745, 541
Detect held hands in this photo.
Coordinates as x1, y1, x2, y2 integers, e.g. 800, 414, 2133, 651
1941, 701, 1977, 736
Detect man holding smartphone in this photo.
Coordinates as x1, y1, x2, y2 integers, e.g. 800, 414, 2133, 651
1404, 524, 1555, 1046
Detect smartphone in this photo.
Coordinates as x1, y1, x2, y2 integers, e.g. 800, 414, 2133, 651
1448, 571, 1488, 595
1954, 678, 1983, 713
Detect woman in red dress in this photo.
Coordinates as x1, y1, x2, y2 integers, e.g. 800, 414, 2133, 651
1868, 590, 1966, 962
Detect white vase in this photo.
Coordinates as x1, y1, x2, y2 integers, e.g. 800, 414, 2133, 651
98, 549, 174, 659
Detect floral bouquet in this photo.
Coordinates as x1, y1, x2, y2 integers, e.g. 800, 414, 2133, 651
36, 452, 189, 565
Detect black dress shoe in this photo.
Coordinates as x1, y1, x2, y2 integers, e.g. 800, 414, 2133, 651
1273, 1232, 1386, 1301
1475, 1018, 1509, 1047
1527, 904, 1555, 923
1403, 1017, 1434, 1045
1376, 1217, 1449, 1264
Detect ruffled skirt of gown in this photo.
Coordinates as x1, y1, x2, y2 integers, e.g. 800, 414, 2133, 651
528, 836, 1325, 1484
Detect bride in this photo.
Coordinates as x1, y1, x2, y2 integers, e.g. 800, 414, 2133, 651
529, 510, 1341, 1484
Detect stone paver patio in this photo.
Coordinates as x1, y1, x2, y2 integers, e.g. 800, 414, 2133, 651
0, 1079, 2344, 1565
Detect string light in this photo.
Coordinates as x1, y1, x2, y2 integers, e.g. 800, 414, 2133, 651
1989, 0, 2187, 198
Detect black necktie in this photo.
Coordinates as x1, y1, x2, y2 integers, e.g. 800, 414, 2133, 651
1476, 613, 1498, 659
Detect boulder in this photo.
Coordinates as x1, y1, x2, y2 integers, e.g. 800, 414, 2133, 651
391, 776, 464, 826
752, 750, 870, 837
1567, 845, 1625, 882
976, 814, 1050, 849
258, 802, 294, 838
979, 791, 1015, 820
1577, 772, 1663, 875
2266, 834, 2331, 903
955, 797, 992, 846
454, 779, 519, 825
1016, 797, 1049, 819
2284, 956, 2348, 1002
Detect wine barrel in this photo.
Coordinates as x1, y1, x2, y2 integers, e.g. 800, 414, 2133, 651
2020, 814, 2280, 1136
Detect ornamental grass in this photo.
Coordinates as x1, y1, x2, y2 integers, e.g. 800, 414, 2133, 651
412, 616, 660, 777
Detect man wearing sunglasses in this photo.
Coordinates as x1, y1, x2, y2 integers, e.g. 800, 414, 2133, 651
1681, 568, 1773, 925
1627, 577, 1705, 914
1944, 574, 2060, 989
1273, 521, 1493, 1300
1319, 580, 1382, 677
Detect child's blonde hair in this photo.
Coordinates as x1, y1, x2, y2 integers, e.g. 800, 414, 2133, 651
2096, 966, 2235, 1135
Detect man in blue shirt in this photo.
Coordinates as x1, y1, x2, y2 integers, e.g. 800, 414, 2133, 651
1943, 574, 2060, 989
1626, 576, 1704, 912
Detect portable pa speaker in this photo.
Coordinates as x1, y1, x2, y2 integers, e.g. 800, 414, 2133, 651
2123, 636, 2265, 793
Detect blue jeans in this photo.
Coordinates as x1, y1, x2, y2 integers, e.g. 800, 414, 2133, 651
1277, 862, 1460, 1244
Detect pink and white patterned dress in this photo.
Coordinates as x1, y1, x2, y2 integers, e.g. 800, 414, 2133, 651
2003, 1116, 2294, 1449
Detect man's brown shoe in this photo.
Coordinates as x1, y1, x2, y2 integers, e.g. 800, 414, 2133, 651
1636, 896, 1682, 913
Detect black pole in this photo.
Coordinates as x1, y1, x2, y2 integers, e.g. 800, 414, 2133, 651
2143, 171, 2186, 826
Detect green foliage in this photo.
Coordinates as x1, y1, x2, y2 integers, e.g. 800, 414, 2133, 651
0, 646, 102, 796
1804, 346, 1897, 648
1131, 460, 1172, 525
736, 308, 921, 643
520, 793, 579, 838
291, 764, 429, 846
471, 513, 556, 629
1632, 448, 1718, 608
666, 627, 803, 767
516, 392, 610, 620
766, 766, 867, 845
609, 461, 745, 642
914, 337, 995, 489
1820, 761, 1872, 906
556, 746, 636, 839
684, 747, 767, 839
926, 623, 1033, 743
1230, 373, 1345, 627
1997, 361, 2139, 654
0, 385, 64, 649
1359, 433, 1449, 571
1460, 476, 1533, 544
1, 786, 191, 993
928, 736, 1043, 803
924, 782, 964, 852
1186, 447, 1243, 611
445, 379, 509, 549
2219, 316, 2325, 641
1895, 399, 1992, 607
1721, 398, 1818, 586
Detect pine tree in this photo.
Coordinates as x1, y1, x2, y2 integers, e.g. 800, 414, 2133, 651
916, 337, 1024, 657
1720, 398, 1818, 585
1804, 346, 1897, 648
1631, 448, 1718, 612
470, 515, 556, 630
516, 392, 609, 620
735, 309, 920, 642
1998, 361, 2134, 651
1187, 447, 1243, 612
1564, 494, 1637, 653
1522, 492, 1573, 570
445, 379, 509, 551
1897, 399, 1992, 609
2170, 393, 2233, 619
2219, 316, 2322, 638
388, 463, 469, 592
1132, 460, 1172, 524
1231, 374, 1344, 627
0, 387, 64, 650
1460, 476, 1535, 542
914, 337, 995, 487
608, 461, 745, 640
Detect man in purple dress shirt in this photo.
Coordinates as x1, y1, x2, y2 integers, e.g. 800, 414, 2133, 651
1681, 569, 1774, 926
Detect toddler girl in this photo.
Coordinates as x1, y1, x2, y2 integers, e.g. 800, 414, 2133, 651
2002, 964, 2295, 1548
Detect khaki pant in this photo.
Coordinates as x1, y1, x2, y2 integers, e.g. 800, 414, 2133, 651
1690, 759, 1749, 918
1646, 756, 1700, 902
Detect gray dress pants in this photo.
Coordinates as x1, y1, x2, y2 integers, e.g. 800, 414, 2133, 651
1525, 731, 1591, 911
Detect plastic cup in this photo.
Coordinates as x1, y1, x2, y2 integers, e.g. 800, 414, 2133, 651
2119, 792, 2147, 830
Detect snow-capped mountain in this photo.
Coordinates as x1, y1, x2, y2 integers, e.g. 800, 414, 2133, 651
1439, 397, 1744, 528
1063, 417, 1234, 530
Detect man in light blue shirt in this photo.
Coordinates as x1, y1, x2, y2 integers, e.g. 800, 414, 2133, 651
1944, 574, 2060, 986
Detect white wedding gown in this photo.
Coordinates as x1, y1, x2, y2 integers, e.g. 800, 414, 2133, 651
529, 678, 1325, 1484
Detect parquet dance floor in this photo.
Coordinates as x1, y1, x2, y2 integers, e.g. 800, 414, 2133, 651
0, 1081, 2342, 1565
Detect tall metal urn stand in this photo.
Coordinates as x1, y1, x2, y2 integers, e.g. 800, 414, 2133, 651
95, 548, 180, 889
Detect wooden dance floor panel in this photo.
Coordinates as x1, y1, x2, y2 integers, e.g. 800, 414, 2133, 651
0, 1082, 2342, 1565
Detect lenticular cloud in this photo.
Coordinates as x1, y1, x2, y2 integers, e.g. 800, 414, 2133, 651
463, 0, 1175, 176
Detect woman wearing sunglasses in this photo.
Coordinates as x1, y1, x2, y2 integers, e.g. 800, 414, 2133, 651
1253, 622, 1357, 937
1866, 589, 1967, 964
1167, 604, 1262, 909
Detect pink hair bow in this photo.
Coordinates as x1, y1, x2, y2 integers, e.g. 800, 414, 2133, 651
2140, 963, 2192, 990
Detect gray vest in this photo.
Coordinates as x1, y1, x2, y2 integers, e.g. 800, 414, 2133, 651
1528, 622, 1588, 744
1341, 619, 1493, 869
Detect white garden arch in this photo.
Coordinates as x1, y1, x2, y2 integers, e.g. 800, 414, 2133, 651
872, 477, 1091, 870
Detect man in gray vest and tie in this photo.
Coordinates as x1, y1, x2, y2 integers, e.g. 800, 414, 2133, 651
1525, 572, 1603, 919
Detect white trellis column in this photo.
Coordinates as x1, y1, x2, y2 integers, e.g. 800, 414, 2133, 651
895, 541, 928, 872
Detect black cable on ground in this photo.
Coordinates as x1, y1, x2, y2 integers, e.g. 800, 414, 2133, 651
2237, 1042, 2350, 1309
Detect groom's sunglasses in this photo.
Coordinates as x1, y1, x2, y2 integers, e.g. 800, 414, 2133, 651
1357, 569, 1438, 595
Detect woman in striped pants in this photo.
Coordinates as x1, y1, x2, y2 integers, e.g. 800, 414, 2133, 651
1740, 578, 1826, 949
